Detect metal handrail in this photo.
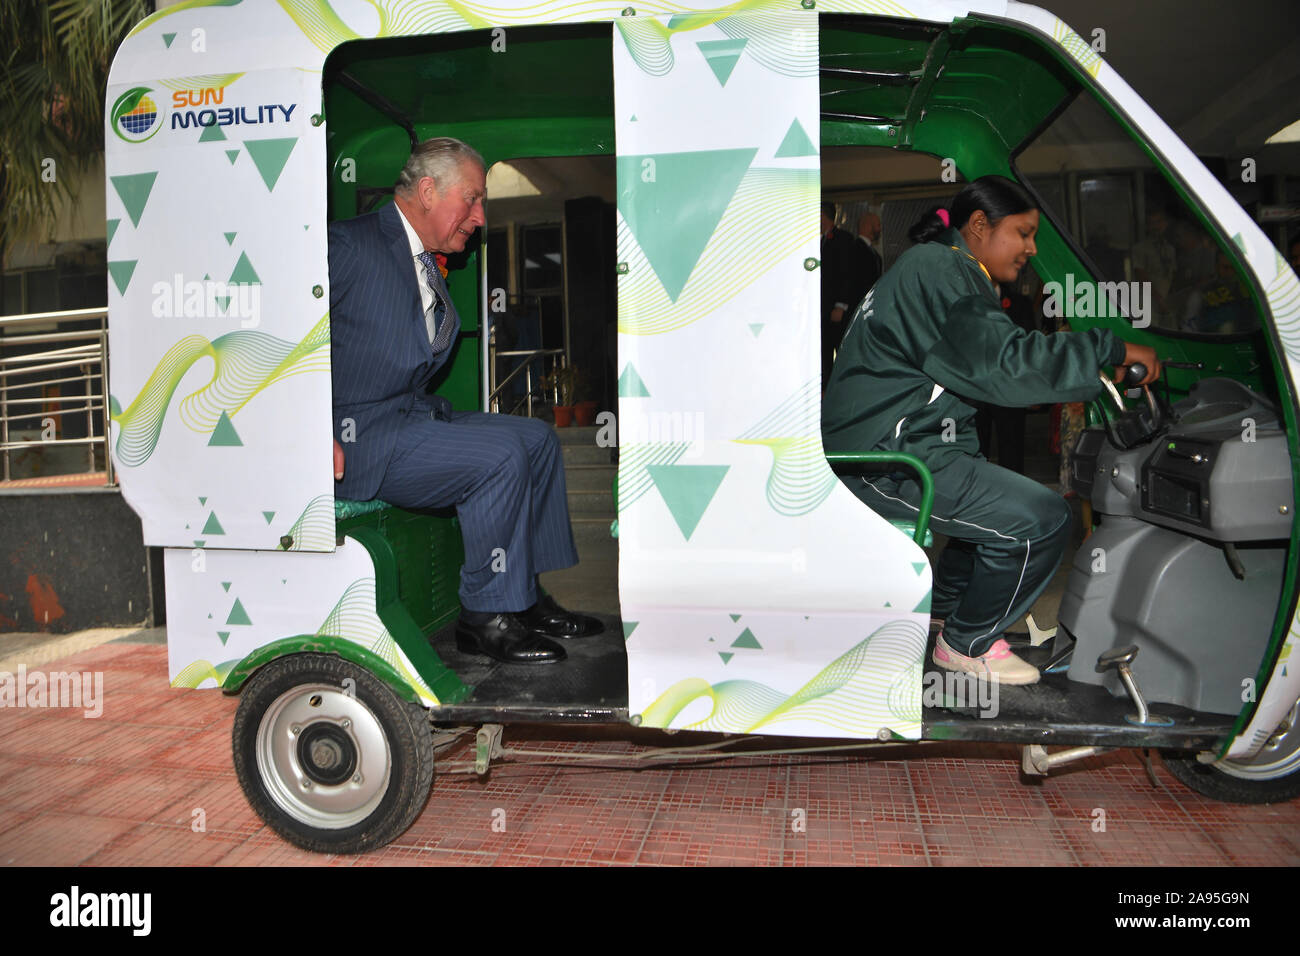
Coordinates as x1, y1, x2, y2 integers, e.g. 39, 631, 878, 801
0, 308, 111, 484
487, 346, 566, 417
825, 451, 936, 545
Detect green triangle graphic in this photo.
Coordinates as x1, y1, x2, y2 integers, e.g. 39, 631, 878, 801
215, 295, 231, 314
107, 261, 137, 296
194, 540, 205, 547
209, 410, 243, 446
304, 224, 309, 230
229, 251, 261, 285
201, 511, 225, 535
774, 117, 817, 158
225, 149, 239, 164
244, 137, 298, 191
913, 593, 932, 613
217, 631, 230, 646
646, 464, 729, 541
106, 219, 120, 247
111, 172, 157, 228
912, 562, 927, 575
731, 627, 762, 650
719, 652, 734, 665
199, 496, 207, 505
226, 598, 252, 626
884, 601, 892, 607
263, 511, 276, 524
708, 636, 715, 642
199, 121, 227, 142
224, 231, 237, 245
221, 581, 231, 592
749, 323, 764, 337
616, 148, 755, 302
630, 114, 638, 122
617, 363, 651, 397
162, 32, 176, 47
622, 621, 639, 641
729, 613, 741, 622
207, 613, 212, 619
696, 38, 747, 86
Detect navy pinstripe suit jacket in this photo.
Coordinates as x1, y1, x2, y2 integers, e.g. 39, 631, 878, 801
329, 202, 462, 501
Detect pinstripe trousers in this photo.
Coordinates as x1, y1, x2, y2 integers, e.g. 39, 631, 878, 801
375, 396, 579, 613
850, 454, 1072, 657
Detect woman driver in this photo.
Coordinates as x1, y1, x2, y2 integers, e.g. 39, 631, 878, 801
822, 176, 1159, 685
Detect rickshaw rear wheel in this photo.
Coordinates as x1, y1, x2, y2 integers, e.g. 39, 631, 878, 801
1161, 698, 1300, 804
232, 653, 434, 854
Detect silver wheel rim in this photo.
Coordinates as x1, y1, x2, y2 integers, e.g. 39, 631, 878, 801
1214, 699, 1300, 781
254, 682, 392, 829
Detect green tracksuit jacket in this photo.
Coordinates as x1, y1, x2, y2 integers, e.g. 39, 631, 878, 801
822, 227, 1125, 467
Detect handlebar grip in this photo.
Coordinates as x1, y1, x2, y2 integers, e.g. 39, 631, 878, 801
1123, 362, 1148, 387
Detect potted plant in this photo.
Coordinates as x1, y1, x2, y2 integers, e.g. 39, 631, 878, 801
542, 365, 581, 426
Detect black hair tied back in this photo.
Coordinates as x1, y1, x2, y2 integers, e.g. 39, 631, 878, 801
908, 175, 1037, 245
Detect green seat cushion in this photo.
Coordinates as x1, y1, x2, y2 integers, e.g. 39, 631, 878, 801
335, 498, 394, 520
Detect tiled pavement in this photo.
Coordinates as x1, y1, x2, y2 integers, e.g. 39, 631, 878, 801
2, 639, 1298, 867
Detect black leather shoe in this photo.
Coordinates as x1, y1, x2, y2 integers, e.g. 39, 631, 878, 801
518, 594, 604, 639
455, 613, 566, 664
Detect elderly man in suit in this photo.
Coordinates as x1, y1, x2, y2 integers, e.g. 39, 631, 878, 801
329, 137, 601, 665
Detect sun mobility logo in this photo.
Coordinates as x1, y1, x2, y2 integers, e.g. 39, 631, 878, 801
111, 87, 162, 143
170, 85, 297, 130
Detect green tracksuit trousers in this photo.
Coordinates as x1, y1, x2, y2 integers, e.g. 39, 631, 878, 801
848, 454, 1072, 657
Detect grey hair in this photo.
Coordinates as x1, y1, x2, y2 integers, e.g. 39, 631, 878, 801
394, 137, 485, 196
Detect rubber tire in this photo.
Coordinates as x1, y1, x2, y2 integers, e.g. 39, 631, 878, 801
1161, 751, 1300, 805
232, 653, 434, 854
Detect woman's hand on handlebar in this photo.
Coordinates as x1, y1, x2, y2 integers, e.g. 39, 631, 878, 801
1114, 343, 1161, 386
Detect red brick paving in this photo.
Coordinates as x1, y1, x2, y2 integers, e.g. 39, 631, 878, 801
1, 642, 1298, 867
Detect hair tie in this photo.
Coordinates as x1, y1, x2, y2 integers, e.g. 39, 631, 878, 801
936, 208, 950, 227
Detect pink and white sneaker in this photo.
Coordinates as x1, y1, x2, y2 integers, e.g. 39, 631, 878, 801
933, 634, 1040, 685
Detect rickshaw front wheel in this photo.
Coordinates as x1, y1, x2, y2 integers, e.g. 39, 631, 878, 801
1161, 698, 1300, 804
232, 653, 434, 854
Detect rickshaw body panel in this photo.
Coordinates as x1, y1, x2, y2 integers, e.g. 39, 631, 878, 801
105, 0, 1300, 757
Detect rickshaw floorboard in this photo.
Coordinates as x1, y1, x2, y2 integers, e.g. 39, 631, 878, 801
921, 666, 1237, 749
427, 613, 630, 722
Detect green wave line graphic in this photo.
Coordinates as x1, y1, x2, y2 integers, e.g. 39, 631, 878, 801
1051, 17, 1103, 78
112, 314, 330, 467
280, 494, 336, 551
156, 73, 246, 92
317, 578, 440, 702
619, 168, 818, 335
171, 657, 239, 688
1267, 249, 1300, 360
734, 377, 835, 516
127, 0, 244, 38
617, 441, 689, 509
276, 0, 363, 52
641, 619, 924, 734
713, 9, 817, 78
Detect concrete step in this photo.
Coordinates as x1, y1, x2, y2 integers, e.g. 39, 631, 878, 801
567, 487, 615, 516
565, 463, 617, 493
571, 515, 617, 548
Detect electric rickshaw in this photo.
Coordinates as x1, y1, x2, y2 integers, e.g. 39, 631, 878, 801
104, 0, 1300, 852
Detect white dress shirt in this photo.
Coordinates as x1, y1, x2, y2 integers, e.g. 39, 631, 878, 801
395, 203, 440, 343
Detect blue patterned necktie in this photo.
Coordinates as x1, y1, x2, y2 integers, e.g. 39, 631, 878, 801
416, 251, 453, 353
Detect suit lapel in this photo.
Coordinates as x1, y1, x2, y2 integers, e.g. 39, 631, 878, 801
379, 202, 435, 361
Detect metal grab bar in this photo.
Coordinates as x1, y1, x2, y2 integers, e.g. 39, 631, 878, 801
825, 451, 936, 546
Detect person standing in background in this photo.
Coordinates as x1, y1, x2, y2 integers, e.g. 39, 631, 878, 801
821, 200, 858, 388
